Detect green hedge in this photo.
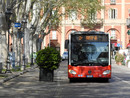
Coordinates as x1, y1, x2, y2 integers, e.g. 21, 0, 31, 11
36, 47, 61, 70
115, 53, 124, 63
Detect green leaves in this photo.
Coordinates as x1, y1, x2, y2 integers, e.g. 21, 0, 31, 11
36, 47, 61, 70
115, 53, 124, 63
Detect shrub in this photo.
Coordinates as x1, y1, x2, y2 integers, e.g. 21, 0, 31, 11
127, 60, 130, 64
36, 47, 61, 70
115, 53, 124, 63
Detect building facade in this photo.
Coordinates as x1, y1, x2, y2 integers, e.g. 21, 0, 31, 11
44, 0, 130, 55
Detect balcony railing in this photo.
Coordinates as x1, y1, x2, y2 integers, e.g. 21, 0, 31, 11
126, 18, 130, 28
80, 19, 103, 28
110, 2, 116, 5
111, 36, 117, 40
110, 0, 116, 5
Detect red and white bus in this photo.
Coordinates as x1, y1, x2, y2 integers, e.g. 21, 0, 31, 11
65, 31, 111, 82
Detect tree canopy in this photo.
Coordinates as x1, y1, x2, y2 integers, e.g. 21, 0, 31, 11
0, 0, 104, 35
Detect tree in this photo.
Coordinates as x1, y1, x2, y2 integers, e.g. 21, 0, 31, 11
0, 0, 104, 65
64, 0, 104, 28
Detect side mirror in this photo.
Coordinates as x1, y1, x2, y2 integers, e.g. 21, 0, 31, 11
65, 40, 69, 49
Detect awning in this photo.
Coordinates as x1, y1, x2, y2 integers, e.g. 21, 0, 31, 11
113, 43, 121, 47
127, 43, 130, 47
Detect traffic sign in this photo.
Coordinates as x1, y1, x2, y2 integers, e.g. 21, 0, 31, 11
14, 23, 21, 27
117, 43, 120, 47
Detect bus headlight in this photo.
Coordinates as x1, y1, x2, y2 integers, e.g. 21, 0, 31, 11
103, 70, 110, 75
69, 70, 77, 75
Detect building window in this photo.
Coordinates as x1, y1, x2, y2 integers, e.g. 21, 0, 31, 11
111, 30, 116, 39
69, 10, 77, 20
110, 0, 116, 4
52, 31, 57, 39
109, 9, 117, 19
89, 12, 97, 20
127, 9, 130, 26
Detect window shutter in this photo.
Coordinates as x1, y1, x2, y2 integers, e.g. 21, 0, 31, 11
108, 9, 111, 19
115, 9, 117, 19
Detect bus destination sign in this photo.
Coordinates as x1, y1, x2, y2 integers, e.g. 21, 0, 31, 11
72, 34, 108, 42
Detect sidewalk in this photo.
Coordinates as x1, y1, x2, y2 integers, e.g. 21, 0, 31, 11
0, 60, 129, 84
112, 59, 130, 71
0, 64, 38, 84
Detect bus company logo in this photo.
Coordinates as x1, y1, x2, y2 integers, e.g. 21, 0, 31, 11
88, 70, 92, 74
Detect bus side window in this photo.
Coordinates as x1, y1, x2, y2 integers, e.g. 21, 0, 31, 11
65, 40, 69, 49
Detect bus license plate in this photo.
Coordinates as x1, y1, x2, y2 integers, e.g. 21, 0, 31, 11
86, 75, 93, 78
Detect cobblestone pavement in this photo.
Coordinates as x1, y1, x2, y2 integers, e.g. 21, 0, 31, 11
0, 60, 130, 98
0, 65, 38, 84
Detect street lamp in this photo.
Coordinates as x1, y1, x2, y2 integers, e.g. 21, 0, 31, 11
30, 25, 35, 66
5, 8, 12, 73
0, 14, 3, 73
21, 19, 27, 70
0, 30, 2, 73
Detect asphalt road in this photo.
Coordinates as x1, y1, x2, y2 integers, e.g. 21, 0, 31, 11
0, 60, 130, 98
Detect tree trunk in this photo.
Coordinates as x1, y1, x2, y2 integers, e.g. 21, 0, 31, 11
24, 28, 30, 64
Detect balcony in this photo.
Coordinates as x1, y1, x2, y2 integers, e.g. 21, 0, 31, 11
80, 19, 103, 29
110, 2, 116, 5
110, 0, 116, 5
111, 36, 117, 40
126, 18, 130, 28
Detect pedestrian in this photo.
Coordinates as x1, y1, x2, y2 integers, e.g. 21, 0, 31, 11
123, 52, 126, 58
9, 52, 12, 68
123, 52, 126, 65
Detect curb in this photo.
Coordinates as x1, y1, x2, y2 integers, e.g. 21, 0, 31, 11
0, 65, 38, 84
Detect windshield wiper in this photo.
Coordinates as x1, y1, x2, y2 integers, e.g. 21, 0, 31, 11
72, 62, 87, 66
98, 62, 108, 66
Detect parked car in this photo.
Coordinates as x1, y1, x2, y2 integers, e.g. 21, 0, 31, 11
62, 51, 68, 60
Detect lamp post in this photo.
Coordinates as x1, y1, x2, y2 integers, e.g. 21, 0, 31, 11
0, 30, 2, 73
21, 19, 27, 70
0, 14, 3, 73
30, 25, 35, 66
5, 8, 12, 73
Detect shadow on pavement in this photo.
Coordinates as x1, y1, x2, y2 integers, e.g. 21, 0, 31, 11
69, 78, 110, 83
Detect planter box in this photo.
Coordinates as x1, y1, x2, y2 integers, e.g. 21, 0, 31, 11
116, 62, 122, 65
39, 68, 54, 81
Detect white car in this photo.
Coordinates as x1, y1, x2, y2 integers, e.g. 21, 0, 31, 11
62, 51, 68, 60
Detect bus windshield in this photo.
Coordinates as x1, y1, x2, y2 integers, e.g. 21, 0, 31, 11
71, 42, 109, 66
